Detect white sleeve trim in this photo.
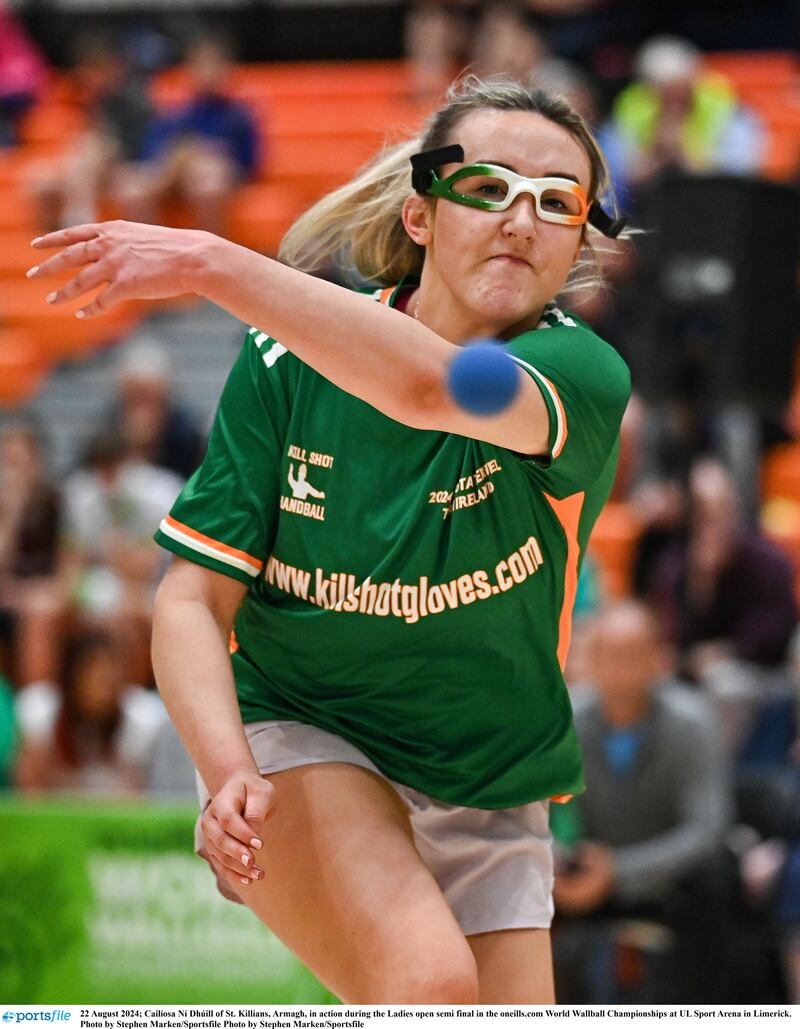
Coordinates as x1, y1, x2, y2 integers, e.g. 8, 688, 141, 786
158, 518, 261, 578
509, 355, 567, 458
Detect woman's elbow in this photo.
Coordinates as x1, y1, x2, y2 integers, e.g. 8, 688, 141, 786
153, 557, 246, 634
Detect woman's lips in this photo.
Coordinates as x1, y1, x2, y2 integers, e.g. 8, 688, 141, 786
491, 254, 531, 267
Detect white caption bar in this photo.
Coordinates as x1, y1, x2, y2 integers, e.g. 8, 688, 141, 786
0, 1006, 797, 1029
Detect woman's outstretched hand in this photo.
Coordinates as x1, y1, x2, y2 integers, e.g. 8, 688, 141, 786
201, 770, 275, 891
27, 220, 213, 318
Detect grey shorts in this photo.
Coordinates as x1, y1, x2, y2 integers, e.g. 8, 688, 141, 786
195, 719, 554, 936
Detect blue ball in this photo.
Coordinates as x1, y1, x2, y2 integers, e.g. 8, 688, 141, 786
447, 339, 521, 416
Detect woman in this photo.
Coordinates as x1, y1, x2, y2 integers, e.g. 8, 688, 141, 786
14, 630, 166, 794
29, 78, 630, 1004
0, 420, 63, 686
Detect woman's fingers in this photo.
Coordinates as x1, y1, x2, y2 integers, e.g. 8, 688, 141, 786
76, 288, 117, 320
30, 219, 207, 309
208, 852, 258, 891
31, 223, 103, 250
45, 261, 110, 305
28, 238, 105, 281
202, 814, 264, 881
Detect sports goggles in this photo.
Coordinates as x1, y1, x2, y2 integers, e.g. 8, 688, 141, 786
410, 144, 625, 238
429, 164, 589, 224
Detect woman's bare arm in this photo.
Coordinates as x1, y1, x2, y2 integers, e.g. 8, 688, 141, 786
29, 223, 550, 455
151, 556, 273, 888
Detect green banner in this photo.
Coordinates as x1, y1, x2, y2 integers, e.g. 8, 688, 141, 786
0, 798, 337, 1005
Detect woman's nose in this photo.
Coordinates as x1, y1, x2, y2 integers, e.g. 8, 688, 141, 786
502, 193, 538, 239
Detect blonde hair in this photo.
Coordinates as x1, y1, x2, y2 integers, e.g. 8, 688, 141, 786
279, 76, 620, 296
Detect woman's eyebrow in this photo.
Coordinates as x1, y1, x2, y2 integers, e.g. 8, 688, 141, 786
476, 161, 580, 184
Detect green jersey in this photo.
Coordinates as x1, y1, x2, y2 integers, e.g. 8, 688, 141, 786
155, 285, 631, 808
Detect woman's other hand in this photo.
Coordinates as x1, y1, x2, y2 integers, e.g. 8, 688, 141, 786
201, 770, 275, 890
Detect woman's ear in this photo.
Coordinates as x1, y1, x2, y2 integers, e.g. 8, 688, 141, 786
402, 194, 433, 246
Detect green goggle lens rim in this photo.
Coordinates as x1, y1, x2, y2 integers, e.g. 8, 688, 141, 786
426, 163, 590, 222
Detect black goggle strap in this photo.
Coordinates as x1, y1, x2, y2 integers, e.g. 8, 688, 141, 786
410, 144, 465, 194
587, 203, 626, 239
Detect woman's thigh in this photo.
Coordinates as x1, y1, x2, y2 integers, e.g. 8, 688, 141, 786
227, 762, 478, 1004
467, 928, 555, 1004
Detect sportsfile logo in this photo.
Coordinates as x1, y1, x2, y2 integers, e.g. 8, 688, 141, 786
2, 1013, 71, 1022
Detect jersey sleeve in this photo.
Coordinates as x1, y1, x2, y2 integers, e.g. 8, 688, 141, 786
154, 328, 292, 584
502, 314, 631, 498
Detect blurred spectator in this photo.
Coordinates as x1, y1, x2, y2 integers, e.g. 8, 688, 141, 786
61, 431, 184, 685
0, 0, 47, 147
629, 464, 689, 604
14, 631, 166, 794
104, 340, 204, 480
553, 601, 733, 1003
728, 630, 800, 1003
405, 0, 548, 101
0, 671, 15, 788
118, 33, 259, 234
650, 458, 798, 751
599, 36, 765, 215
524, 0, 651, 71
30, 31, 155, 231
0, 420, 63, 687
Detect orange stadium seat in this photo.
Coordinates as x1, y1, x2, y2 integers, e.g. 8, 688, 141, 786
0, 60, 430, 379
762, 441, 800, 501
0, 187, 37, 229
152, 60, 416, 107
587, 501, 642, 599
0, 144, 64, 187
0, 329, 48, 405
267, 94, 424, 139
703, 51, 800, 89
268, 134, 390, 205
0, 279, 139, 359
18, 101, 86, 145
762, 129, 800, 180
227, 181, 306, 254
0, 231, 43, 278
761, 442, 800, 598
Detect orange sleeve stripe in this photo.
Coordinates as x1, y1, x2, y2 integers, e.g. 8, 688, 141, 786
378, 286, 395, 306
163, 515, 263, 572
544, 491, 585, 671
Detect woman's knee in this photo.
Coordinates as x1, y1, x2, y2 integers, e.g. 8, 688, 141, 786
364, 947, 479, 1004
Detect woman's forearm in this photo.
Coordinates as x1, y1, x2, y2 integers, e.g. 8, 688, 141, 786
193, 236, 455, 425
151, 592, 258, 795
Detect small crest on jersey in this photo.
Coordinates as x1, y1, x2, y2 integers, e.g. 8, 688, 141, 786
280, 443, 335, 522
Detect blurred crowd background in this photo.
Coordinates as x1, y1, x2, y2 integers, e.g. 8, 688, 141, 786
1, 0, 800, 1006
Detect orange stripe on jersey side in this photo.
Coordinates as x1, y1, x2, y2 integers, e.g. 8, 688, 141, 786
544, 491, 585, 671
538, 369, 568, 458
164, 515, 263, 573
